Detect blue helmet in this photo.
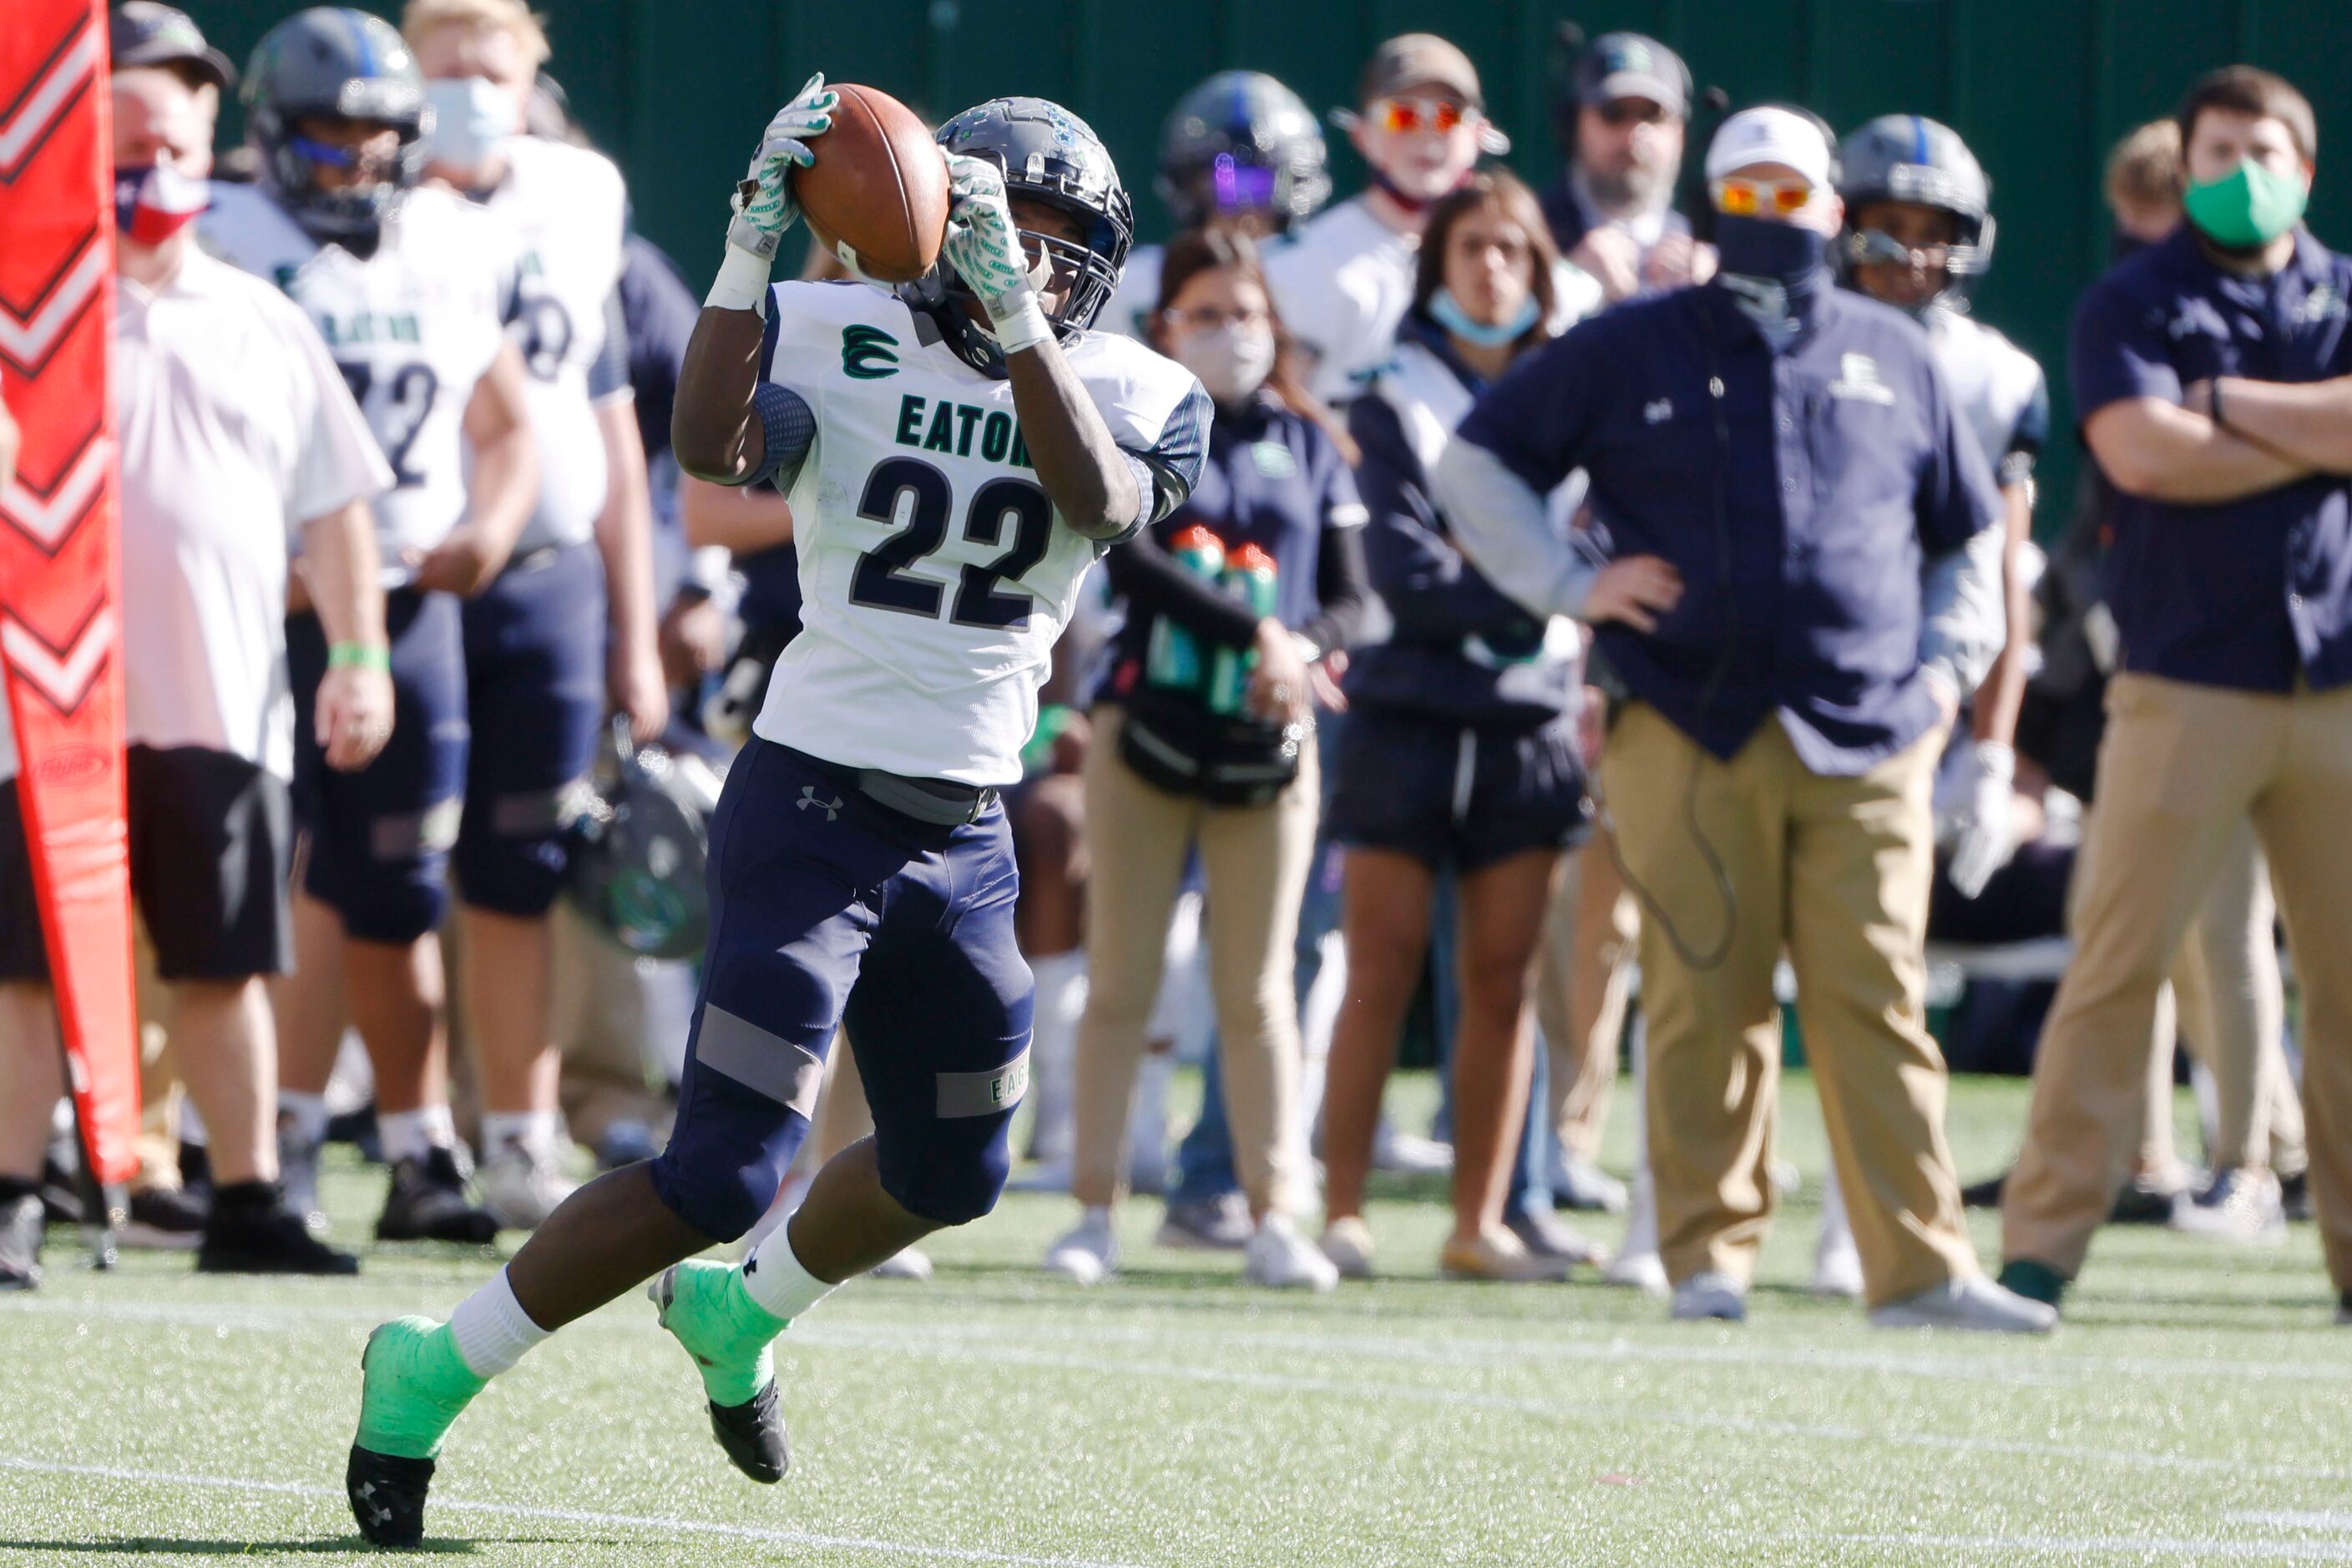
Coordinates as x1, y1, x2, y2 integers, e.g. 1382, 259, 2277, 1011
242, 8, 428, 245
1835, 114, 1995, 314
903, 97, 1134, 377
1156, 71, 1330, 231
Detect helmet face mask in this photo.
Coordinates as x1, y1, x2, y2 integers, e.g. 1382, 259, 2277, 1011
1834, 114, 1995, 316
244, 8, 428, 245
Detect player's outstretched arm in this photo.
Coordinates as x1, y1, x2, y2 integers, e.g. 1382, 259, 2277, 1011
943, 155, 1140, 540
675, 78, 837, 485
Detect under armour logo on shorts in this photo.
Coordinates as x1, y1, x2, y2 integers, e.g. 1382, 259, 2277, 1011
797, 786, 844, 822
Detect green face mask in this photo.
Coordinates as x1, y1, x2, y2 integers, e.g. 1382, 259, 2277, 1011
2183, 158, 2309, 250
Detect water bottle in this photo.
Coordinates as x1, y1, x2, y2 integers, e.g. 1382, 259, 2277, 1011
1207, 543, 1280, 716
1145, 525, 1226, 693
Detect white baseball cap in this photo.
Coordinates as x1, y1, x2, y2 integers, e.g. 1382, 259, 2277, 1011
1705, 106, 1834, 187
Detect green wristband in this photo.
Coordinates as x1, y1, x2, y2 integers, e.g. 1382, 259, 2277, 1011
326, 641, 391, 672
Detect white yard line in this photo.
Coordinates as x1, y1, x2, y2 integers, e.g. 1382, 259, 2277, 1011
0, 1454, 1146, 1568
1804, 1530, 2352, 1561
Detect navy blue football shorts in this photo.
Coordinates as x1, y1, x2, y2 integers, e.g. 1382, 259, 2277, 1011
1326, 708, 1590, 873
649, 737, 1034, 1239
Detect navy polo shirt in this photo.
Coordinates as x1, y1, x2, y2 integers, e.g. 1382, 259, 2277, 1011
1456, 280, 2001, 775
2071, 225, 2352, 693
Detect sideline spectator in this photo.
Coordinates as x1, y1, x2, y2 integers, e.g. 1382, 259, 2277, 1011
2000, 68, 2352, 1318
4, 25, 394, 1281
1540, 31, 1712, 301
1044, 230, 1368, 1291
1317, 171, 1601, 1282
1439, 107, 2051, 1332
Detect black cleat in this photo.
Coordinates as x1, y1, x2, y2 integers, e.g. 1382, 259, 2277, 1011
346, 1444, 435, 1547
198, 1184, 360, 1275
2283, 1169, 2313, 1224
377, 1148, 498, 1245
706, 1380, 791, 1484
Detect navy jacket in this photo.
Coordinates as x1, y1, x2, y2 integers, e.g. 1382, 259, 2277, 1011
2071, 225, 2352, 693
1455, 279, 2003, 775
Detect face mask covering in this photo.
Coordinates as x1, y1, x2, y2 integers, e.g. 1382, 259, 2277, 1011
2183, 159, 2308, 251
1712, 212, 1830, 342
422, 77, 515, 171
1429, 286, 1540, 348
114, 162, 209, 246
1177, 322, 1278, 405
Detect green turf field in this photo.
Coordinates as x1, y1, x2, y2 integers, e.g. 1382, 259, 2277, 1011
3, 1070, 2344, 1566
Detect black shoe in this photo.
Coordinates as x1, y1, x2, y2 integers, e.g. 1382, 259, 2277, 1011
177, 1138, 214, 1202
2282, 1169, 2313, 1223
277, 1116, 328, 1233
0, 1185, 43, 1290
706, 1379, 791, 1484
1995, 1257, 2066, 1309
198, 1184, 359, 1275
1959, 1171, 2007, 1208
346, 1443, 434, 1547
377, 1148, 498, 1245
122, 1184, 208, 1250
2108, 1176, 2182, 1226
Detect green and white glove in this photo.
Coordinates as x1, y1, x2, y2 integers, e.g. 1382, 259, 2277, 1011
708, 73, 838, 312
943, 152, 1053, 356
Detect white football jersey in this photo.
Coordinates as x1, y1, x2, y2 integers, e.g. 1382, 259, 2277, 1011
751, 281, 1210, 787
484, 136, 630, 552
1929, 309, 2049, 488
202, 182, 513, 572
1101, 242, 1163, 342
1265, 198, 1416, 406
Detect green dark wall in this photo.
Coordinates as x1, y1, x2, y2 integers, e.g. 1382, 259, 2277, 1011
188, 0, 2352, 534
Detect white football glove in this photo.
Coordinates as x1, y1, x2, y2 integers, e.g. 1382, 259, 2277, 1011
708, 74, 837, 311
942, 152, 1053, 356
1937, 739, 2020, 900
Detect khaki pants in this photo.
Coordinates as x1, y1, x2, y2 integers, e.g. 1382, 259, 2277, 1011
549, 903, 675, 1150
2007, 675, 2352, 1285
1601, 705, 1975, 1305
1536, 837, 1638, 1163
1071, 707, 1318, 1216
2162, 826, 2306, 1176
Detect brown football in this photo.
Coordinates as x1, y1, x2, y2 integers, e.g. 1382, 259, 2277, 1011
795, 83, 948, 285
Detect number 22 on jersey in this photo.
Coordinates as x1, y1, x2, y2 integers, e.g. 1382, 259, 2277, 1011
849, 458, 1053, 630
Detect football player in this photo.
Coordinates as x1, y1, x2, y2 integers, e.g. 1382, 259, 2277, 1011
205, 8, 537, 1246
401, 0, 666, 1232
341, 84, 1209, 1545
1812, 113, 2048, 1297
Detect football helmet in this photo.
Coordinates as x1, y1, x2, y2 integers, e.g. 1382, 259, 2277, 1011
1836, 114, 1995, 314
242, 8, 428, 245
563, 723, 722, 963
1157, 71, 1330, 231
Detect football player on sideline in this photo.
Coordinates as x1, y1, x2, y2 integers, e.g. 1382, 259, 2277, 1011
402, 0, 667, 1232
342, 83, 1209, 1545
206, 8, 536, 1247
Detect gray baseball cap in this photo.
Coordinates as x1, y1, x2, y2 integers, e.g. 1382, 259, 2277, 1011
1574, 32, 1688, 119
110, 3, 235, 93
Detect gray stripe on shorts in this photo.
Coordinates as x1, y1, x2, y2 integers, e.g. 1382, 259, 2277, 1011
695, 1004, 825, 1118
489, 777, 594, 837
936, 1049, 1030, 1120
370, 797, 463, 861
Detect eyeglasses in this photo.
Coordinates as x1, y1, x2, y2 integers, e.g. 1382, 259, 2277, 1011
1161, 304, 1271, 333
1710, 176, 1815, 218
1373, 95, 1474, 137
1595, 99, 1675, 128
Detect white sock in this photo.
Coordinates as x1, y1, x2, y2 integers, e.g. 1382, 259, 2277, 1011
1025, 950, 1087, 1163
480, 1110, 560, 1161
380, 1105, 457, 1164
278, 1090, 330, 1146
741, 1221, 842, 1323
447, 1265, 551, 1378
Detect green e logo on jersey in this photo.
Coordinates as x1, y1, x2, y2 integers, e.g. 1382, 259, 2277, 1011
842, 325, 900, 380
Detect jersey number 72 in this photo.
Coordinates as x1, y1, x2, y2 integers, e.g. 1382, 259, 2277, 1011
848, 456, 1052, 630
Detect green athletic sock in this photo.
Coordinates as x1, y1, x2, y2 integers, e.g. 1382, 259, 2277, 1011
354, 1317, 488, 1460
653, 1259, 789, 1408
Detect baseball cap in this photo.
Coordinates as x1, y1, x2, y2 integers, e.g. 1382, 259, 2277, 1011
1706, 106, 1835, 187
109, 3, 235, 94
1358, 33, 1483, 112
1574, 33, 1690, 119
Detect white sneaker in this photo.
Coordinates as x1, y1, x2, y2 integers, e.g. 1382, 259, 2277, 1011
1318, 1216, 1374, 1280
1244, 1214, 1338, 1292
1042, 1207, 1118, 1286
868, 1247, 933, 1282
1371, 1122, 1454, 1176
477, 1143, 576, 1231
1811, 1230, 1865, 1300
1604, 1249, 1669, 1295
1869, 1273, 2057, 1334
1669, 1271, 1748, 1323
1603, 1166, 1669, 1295
1547, 1150, 1629, 1214
2169, 1168, 2286, 1244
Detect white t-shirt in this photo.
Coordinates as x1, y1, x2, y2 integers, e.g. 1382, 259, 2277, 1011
751, 281, 1209, 786
484, 136, 630, 552
201, 182, 513, 573
1928, 308, 2050, 488
0, 249, 392, 785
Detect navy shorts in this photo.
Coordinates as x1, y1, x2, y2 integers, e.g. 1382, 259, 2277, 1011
649, 738, 1033, 1239
289, 589, 468, 944
456, 542, 607, 918
0, 746, 292, 981
1326, 708, 1589, 873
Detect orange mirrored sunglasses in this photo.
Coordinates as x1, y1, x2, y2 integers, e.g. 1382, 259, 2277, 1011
1373, 95, 1469, 136
1709, 176, 1814, 218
